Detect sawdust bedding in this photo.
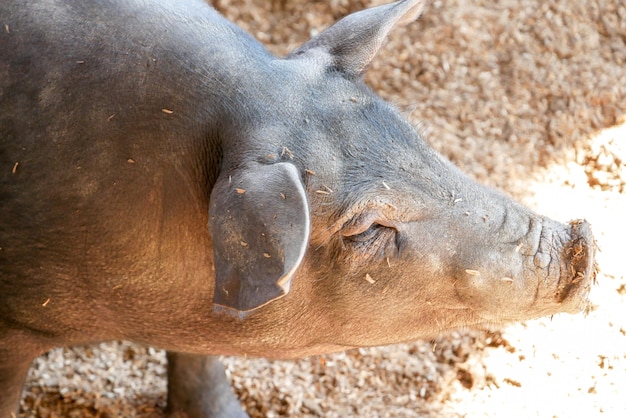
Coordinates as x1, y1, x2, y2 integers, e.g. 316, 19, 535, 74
18, 0, 626, 416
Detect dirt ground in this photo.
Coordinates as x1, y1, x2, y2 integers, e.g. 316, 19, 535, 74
18, 0, 626, 417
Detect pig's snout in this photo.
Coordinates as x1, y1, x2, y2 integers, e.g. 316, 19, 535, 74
520, 217, 596, 317
453, 215, 596, 322
555, 219, 596, 310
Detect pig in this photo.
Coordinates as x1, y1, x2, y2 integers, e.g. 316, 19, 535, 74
0, 0, 595, 416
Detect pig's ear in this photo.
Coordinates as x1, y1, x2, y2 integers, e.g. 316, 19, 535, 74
209, 162, 310, 314
289, 0, 425, 77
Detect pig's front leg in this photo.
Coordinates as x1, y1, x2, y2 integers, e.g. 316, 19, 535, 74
0, 359, 31, 418
0, 331, 40, 418
165, 352, 248, 418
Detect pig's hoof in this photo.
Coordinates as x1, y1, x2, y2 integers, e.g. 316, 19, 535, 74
165, 352, 249, 418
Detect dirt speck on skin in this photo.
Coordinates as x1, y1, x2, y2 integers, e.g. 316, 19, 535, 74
19, 0, 626, 417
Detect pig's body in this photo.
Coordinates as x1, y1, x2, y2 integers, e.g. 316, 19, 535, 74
0, 0, 595, 416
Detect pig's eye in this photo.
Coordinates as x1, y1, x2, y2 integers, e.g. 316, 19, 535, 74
345, 223, 386, 243
341, 219, 398, 257
341, 213, 396, 241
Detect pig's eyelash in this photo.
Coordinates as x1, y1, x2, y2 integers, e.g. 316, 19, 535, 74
344, 223, 385, 242
342, 223, 398, 260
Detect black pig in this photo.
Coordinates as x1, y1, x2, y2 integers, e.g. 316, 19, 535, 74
0, 0, 595, 416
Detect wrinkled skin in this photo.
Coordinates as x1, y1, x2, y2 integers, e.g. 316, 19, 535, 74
0, 0, 595, 416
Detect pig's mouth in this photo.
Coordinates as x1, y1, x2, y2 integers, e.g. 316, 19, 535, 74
554, 219, 597, 310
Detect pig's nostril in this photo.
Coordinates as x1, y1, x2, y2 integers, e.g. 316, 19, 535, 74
568, 220, 595, 275
556, 219, 596, 303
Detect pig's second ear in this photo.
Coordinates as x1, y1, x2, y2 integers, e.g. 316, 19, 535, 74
289, 0, 425, 77
209, 162, 310, 314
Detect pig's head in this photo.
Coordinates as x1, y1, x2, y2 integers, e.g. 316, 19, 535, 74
208, 0, 595, 345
